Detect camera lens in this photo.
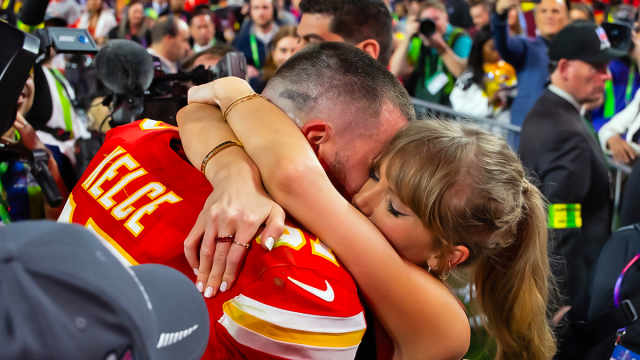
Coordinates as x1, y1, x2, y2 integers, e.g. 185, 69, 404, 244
420, 19, 436, 37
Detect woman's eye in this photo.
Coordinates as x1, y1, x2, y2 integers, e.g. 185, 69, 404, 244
387, 201, 407, 217
369, 167, 380, 181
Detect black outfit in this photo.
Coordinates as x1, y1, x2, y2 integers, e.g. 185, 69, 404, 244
519, 89, 612, 313
621, 159, 640, 226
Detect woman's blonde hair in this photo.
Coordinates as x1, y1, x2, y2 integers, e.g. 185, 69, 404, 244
377, 120, 556, 360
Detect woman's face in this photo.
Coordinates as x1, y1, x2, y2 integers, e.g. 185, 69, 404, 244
273, 36, 300, 68
482, 39, 500, 64
352, 160, 436, 266
17, 71, 35, 116
128, 3, 145, 26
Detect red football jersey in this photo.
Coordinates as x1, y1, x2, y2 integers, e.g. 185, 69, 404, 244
59, 119, 366, 360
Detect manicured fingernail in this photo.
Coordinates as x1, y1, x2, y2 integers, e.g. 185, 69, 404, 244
196, 281, 203, 293
265, 237, 275, 251
204, 286, 213, 298
193, 268, 199, 276
220, 281, 228, 292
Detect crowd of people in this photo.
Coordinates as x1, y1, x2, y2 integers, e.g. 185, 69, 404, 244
2, 0, 640, 359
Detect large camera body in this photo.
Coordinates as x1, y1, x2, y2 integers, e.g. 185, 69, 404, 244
96, 39, 247, 127
0, 21, 97, 207
141, 52, 247, 126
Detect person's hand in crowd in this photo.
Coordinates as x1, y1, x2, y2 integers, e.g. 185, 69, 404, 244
607, 134, 637, 164
423, 31, 448, 54
405, 15, 420, 38
495, 0, 519, 16
14, 113, 46, 151
246, 65, 260, 80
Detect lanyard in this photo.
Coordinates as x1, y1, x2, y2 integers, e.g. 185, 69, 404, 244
603, 66, 637, 118
249, 33, 261, 68
49, 68, 74, 136
625, 67, 636, 104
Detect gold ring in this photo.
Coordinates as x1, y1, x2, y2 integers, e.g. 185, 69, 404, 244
232, 240, 250, 249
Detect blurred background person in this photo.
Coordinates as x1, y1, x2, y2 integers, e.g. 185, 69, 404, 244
159, 0, 189, 21
190, 5, 216, 52
1, 70, 68, 222
469, 0, 490, 34
233, 0, 279, 79
249, 25, 299, 92
108, 0, 152, 47
598, 83, 640, 165
72, 0, 117, 45
590, 6, 640, 131
450, 26, 516, 134
45, 0, 82, 27
491, 0, 570, 148
148, 15, 192, 74
390, 0, 472, 106
569, 2, 594, 22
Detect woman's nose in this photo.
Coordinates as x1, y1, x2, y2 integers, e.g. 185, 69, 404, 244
352, 182, 381, 217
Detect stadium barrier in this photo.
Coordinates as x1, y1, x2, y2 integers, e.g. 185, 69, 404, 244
411, 97, 632, 231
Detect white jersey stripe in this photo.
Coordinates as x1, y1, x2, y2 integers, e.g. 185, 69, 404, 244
218, 313, 360, 360
229, 295, 366, 333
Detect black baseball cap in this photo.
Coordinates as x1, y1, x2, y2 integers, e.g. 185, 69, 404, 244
549, 20, 626, 64
0, 221, 209, 360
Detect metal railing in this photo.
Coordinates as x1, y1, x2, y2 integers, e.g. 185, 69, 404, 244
411, 98, 632, 230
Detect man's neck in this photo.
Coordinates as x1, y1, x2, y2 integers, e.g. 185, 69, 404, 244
548, 83, 581, 112
255, 22, 274, 35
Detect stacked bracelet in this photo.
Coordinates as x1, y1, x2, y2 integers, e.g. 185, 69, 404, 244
223, 93, 263, 122
200, 140, 243, 174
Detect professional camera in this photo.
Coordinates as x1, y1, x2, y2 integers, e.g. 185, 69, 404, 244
420, 18, 437, 38
0, 20, 97, 207
96, 40, 247, 127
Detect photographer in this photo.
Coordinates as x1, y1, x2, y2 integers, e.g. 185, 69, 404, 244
1, 69, 68, 223
390, 0, 471, 106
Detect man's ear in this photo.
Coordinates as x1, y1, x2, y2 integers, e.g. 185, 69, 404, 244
301, 121, 333, 146
355, 39, 381, 61
557, 58, 571, 81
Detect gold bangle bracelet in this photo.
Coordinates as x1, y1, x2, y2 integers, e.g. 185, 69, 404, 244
200, 140, 243, 174
223, 93, 262, 122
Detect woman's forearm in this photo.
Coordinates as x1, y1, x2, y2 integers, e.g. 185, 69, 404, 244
176, 103, 258, 185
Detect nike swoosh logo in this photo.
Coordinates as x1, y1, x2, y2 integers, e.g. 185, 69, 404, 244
287, 277, 335, 302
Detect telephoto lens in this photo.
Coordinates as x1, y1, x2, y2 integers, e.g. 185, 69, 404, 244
420, 18, 436, 37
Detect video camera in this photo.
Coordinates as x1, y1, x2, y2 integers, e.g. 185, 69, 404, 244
0, 20, 97, 207
96, 40, 247, 127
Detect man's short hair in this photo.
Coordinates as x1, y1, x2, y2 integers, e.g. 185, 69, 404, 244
299, 0, 393, 66
150, 16, 178, 44
469, 0, 490, 12
420, 0, 446, 15
264, 42, 415, 132
189, 5, 214, 25
181, 43, 235, 69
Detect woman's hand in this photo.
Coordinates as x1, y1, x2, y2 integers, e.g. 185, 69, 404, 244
607, 134, 637, 164
188, 77, 255, 111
